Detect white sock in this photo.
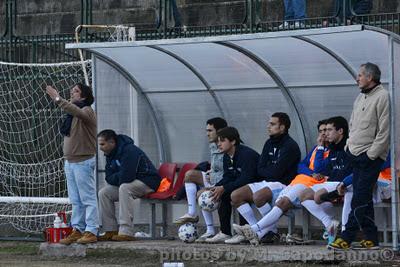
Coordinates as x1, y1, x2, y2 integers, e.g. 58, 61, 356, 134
201, 209, 215, 235
302, 200, 332, 228
251, 206, 283, 234
342, 191, 353, 231
320, 202, 334, 217
237, 203, 257, 225
265, 223, 278, 233
257, 202, 272, 216
185, 183, 197, 216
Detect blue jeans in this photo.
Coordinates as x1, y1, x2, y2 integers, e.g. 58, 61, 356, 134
283, 0, 306, 20
171, 0, 182, 27
65, 157, 99, 235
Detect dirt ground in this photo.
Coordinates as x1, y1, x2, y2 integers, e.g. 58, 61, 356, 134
0, 241, 399, 267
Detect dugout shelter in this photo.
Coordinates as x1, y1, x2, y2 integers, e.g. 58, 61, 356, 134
68, 25, 400, 249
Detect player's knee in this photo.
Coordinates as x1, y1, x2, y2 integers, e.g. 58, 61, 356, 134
184, 169, 196, 182
253, 193, 267, 207
230, 189, 243, 207
314, 193, 323, 204
299, 189, 314, 202
276, 197, 290, 211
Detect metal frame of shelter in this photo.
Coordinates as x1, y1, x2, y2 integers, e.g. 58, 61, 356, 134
67, 25, 400, 250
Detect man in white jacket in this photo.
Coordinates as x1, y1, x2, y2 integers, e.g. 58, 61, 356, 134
329, 62, 390, 250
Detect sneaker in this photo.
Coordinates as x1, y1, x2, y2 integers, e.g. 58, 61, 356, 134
225, 234, 247, 244
76, 231, 97, 244
260, 231, 280, 244
327, 237, 350, 250
278, 21, 289, 30
174, 214, 199, 225
98, 231, 118, 241
195, 232, 215, 243
111, 234, 136, 241
322, 230, 329, 240
204, 232, 231, 243
352, 240, 380, 250
327, 220, 339, 245
238, 224, 260, 246
285, 233, 304, 244
59, 229, 82, 245
232, 223, 244, 236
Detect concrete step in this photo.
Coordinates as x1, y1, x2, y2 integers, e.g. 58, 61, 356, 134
39, 239, 392, 264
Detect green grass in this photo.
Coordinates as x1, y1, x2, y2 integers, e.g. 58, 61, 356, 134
0, 242, 39, 255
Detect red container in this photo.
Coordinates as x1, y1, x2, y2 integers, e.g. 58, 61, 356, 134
45, 212, 73, 243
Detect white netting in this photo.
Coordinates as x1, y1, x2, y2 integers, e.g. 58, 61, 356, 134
109, 25, 130, 42
0, 60, 91, 233
78, 25, 136, 42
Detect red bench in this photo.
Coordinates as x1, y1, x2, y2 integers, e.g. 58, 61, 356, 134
144, 162, 197, 238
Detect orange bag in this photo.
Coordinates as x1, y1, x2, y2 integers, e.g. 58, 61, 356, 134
156, 177, 172, 193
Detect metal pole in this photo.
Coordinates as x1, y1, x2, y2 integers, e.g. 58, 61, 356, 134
389, 36, 399, 251
163, 0, 168, 38
342, 0, 347, 25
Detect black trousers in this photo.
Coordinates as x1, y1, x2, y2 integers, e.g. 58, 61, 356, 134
218, 192, 246, 235
341, 152, 383, 244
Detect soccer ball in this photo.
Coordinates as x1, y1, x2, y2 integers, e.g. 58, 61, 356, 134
198, 190, 220, 212
178, 223, 198, 243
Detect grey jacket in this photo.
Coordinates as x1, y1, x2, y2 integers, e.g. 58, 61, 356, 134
209, 142, 224, 185
347, 84, 390, 160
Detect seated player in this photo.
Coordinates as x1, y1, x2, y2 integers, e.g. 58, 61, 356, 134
298, 116, 352, 244
204, 127, 260, 243
235, 118, 337, 245
173, 117, 227, 243
230, 112, 300, 244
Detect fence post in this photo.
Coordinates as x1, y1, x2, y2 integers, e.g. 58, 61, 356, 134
244, 0, 261, 33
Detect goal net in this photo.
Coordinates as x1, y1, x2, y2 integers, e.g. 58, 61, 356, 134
0, 60, 91, 233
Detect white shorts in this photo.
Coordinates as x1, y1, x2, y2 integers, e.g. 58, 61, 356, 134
248, 181, 286, 205
374, 178, 392, 203
201, 171, 213, 188
311, 181, 340, 193
275, 183, 308, 208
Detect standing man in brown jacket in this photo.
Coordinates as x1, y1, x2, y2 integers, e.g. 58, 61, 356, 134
46, 83, 99, 245
329, 62, 390, 250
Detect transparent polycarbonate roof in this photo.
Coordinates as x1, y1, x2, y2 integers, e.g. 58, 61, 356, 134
68, 25, 400, 168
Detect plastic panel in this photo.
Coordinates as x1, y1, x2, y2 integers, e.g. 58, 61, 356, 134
307, 30, 389, 82
231, 37, 355, 87
146, 92, 223, 163
214, 88, 305, 155
94, 47, 207, 92
158, 42, 277, 90
95, 58, 160, 171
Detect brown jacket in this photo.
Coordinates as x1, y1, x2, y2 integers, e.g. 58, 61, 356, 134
347, 84, 390, 160
58, 99, 97, 162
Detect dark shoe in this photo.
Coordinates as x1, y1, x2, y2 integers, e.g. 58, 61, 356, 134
98, 231, 118, 241
76, 231, 97, 244
111, 234, 136, 241
59, 229, 82, 245
352, 240, 380, 250
260, 231, 280, 244
327, 237, 350, 250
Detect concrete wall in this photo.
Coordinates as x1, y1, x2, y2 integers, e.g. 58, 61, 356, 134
0, 0, 399, 36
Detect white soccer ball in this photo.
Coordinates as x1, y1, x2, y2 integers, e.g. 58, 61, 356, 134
198, 190, 220, 212
178, 223, 198, 243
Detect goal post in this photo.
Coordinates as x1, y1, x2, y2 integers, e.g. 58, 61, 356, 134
0, 60, 91, 233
